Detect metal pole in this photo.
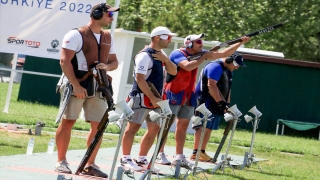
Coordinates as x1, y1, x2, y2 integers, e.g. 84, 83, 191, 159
248, 116, 258, 157
109, 119, 128, 179
212, 118, 238, 174
193, 114, 208, 175
3, 53, 17, 113
145, 115, 168, 180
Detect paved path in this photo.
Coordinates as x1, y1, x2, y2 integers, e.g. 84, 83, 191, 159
0, 144, 267, 180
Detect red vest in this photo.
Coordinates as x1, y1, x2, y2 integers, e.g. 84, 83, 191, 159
164, 48, 198, 106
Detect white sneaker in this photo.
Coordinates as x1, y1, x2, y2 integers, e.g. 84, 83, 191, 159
155, 153, 171, 165
55, 160, 72, 174
120, 158, 142, 171
134, 159, 160, 173
171, 155, 194, 170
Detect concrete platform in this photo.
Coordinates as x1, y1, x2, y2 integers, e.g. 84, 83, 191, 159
0, 144, 267, 180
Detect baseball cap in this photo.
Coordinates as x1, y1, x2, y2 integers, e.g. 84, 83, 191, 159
150, 26, 176, 37
230, 52, 246, 67
184, 33, 205, 44
90, 3, 120, 14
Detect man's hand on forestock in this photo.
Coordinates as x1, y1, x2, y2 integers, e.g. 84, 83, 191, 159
73, 84, 88, 98
240, 36, 251, 44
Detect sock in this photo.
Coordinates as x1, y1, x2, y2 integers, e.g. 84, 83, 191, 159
201, 150, 205, 153
158, 152, 164, 156
138, 156, 147, 162
122, 155, 131, 160
176, 154, 184, 159
193, 149, 198, 154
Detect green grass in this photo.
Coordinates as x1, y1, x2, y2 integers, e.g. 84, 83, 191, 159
1, 82, 320, 179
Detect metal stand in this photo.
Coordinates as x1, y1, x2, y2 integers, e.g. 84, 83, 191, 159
183, 110, 211, 179
139, 114, 170, 180
109, 114, 134, 180
191, 113, 209, 176
241, 116, 262, 171
212, 118, 239, 175
57, 174, 72, 180
116, 165, 135, 180
35, 121, 46, 135
174, 159, 181, 178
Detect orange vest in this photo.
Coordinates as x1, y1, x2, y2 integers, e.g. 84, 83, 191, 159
164, 48, 198, 106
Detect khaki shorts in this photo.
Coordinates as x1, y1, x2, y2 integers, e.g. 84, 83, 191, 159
129, 97, 161, 124
60, 84, 108, 122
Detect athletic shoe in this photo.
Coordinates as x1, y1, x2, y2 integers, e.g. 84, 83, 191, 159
172, 155, 194, 170
55, 160, 72, 174
82, 164, 108, 178
203, 152, 212, 160
120, 158, 142, 171
189, 152, 212, 162
134, 159, 160, 173
155, 153, 171, 165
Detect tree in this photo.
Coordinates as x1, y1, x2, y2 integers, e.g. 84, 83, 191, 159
113, 0, 320, 62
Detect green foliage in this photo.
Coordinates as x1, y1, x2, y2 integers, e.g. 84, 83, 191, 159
114, 0, 320, 62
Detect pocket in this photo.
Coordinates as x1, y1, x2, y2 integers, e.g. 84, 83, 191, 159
79, 75, 95, 97
165, 90, 184, 105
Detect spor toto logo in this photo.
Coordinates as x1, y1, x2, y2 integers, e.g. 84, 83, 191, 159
7, 37, 40, 48
47, 39, 60, 54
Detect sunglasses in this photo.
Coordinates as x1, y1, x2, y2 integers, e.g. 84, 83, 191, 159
106, 11, 114, 18
194, 39, 202, 44
159, 35, 172, 40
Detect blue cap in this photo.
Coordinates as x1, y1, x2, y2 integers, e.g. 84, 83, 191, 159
230, 52, 246, 67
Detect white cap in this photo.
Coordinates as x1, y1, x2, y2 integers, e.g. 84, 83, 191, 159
150, 26, 177, 37
184, 33, 205, 44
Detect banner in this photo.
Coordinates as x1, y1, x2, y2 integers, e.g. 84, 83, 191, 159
0, 0, 95, 60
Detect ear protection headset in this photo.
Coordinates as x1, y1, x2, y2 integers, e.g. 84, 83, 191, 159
226, 52, 242, 64
185, 37, 193, 48
91, 3, 106, 20
225, 56, 234, 64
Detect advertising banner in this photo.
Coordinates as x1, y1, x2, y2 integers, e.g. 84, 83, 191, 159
0, 0, 95, 59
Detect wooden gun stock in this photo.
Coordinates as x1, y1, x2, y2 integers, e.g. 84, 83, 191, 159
147, 82, 161, 98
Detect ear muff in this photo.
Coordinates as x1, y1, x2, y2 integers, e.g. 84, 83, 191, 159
226, 56, 234, 64
185, 37, 193, 48
91, 3, 106, 20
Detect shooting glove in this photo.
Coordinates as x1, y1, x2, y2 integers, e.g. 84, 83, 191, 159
217, 101, 230, 115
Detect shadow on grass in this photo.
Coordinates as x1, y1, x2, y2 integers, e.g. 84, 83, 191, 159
236, 166, 296, 179
0, 142, 24, 148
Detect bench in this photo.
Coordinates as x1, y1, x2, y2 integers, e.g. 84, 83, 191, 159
276, 119, 320, 140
